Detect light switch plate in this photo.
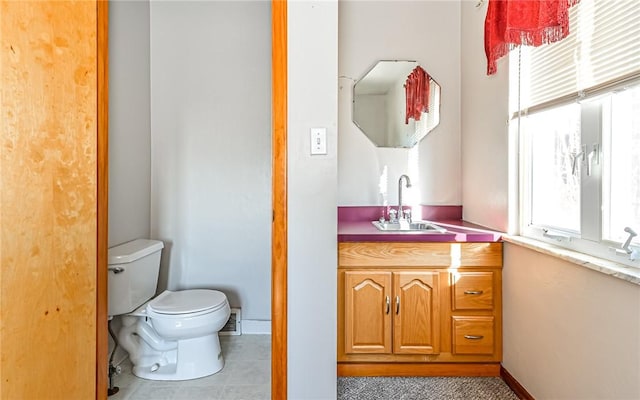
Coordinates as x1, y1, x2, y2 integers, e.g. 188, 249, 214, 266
310, 128, 327, 155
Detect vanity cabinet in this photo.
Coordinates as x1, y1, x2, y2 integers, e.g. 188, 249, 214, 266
338, 242, 503, 376
344, 270, 440, 355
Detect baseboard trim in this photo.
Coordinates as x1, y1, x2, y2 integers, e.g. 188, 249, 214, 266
500, 366, 535, 400
240, 319, 271, 335
338, 363, 501, 377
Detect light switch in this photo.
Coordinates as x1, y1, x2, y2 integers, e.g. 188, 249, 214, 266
310, 128, 327, 155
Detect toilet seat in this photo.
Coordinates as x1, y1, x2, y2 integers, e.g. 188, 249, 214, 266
147, 289, 228, 318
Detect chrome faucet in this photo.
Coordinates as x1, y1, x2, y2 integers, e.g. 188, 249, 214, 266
397, 174, 412, 221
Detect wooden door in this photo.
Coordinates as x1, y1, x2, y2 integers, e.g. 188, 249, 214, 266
1, 1, 104, 398
344, 271, 392, 354
393, 271, 440, 354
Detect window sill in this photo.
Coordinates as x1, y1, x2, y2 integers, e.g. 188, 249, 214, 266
502, 235, 640, 286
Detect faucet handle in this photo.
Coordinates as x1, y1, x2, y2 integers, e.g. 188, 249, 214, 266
402, 208, 412, 222
389, 209, 398, 222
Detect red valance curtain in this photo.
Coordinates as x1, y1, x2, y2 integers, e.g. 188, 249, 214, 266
405, 66, 430, 124
484, 0, 580, 75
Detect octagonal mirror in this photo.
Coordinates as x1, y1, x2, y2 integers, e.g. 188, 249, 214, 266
353, 60, 441, 148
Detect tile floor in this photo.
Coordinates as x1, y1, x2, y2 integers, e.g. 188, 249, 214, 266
109, 334, 271, 400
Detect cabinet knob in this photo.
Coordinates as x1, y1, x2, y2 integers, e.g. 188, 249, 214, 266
464, 290, 483, 295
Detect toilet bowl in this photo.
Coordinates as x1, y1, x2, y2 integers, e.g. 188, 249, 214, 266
118, 289, 231, 380
108, 239, 231, 381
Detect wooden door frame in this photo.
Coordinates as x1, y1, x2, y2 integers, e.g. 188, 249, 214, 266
97, 1, 109, 398
271, 1, 288, 399
95, 1, 288, 399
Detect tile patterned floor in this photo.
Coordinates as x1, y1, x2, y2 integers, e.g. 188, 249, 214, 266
109, 334, 271, 400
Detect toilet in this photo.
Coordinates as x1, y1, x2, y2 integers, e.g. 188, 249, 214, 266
108, 239, 231, 381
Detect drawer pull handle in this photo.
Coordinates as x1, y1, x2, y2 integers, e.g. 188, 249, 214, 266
464, 290, 483, 295
385, 296, 390, 314
396, 296, 400, 314
464, 335, 484, 340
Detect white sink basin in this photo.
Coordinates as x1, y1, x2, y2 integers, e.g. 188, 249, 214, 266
372, 220, 447, 233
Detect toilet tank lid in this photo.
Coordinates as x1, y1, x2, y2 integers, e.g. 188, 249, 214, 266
108, 239, 164, 265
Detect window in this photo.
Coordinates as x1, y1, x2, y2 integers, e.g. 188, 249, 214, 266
513, 0, 640, 267
524, 104, 581, 234
603, 88, 640, 244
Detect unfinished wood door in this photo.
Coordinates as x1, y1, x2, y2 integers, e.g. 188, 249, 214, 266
344, 271, 392, 354
1, 1, 101, 398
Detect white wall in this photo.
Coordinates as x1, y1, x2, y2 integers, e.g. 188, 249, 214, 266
149, 1, 272, 323
338, 0, 461, 207
108, 0, 151, 247
460, 0, 509, 232
503, 243, 640, 399
288, 1, 338, 398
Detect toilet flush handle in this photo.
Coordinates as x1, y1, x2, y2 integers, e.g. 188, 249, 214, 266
109, 267, 125, 274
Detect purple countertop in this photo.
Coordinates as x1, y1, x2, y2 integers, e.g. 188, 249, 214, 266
337, 206, 503, 243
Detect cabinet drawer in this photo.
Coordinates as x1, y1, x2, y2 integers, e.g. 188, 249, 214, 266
452, 272, 493, 310
452, 316, 494, 355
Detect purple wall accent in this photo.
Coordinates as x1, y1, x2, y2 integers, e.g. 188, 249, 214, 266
337, 206, 386, 222
337, 205, 462, 222
419, 205, 462, 221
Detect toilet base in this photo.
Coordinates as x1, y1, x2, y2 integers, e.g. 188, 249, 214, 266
132, 333, 224, 381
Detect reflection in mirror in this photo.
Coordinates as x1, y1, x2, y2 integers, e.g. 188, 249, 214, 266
353, 60, 441, 148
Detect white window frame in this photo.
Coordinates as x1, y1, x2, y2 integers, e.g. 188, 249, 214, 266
517, 84, 640, 269
511, 0, 640, 269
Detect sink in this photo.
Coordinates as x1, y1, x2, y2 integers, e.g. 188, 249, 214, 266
372, 220, 448, 233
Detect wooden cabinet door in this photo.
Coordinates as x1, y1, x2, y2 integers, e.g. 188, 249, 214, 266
393, 271, 440, 354
344, 271, 392, 354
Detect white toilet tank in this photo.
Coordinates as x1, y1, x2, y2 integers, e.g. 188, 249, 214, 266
108, 239, 164, 316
